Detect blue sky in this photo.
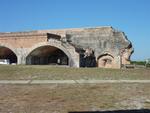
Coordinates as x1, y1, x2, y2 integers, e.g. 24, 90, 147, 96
0, 0, 150, 61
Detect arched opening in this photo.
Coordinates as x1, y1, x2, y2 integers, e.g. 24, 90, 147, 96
26, 46, 69, 65
78, 48, 96, 67
97, 54, 114, 68
0, 46, 17, 64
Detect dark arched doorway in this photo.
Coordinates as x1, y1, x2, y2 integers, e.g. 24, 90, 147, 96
0, 46, 17, 64
26, 46, 69, 65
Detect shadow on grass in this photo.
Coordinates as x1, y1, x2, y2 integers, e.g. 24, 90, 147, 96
69, 109, 150, 113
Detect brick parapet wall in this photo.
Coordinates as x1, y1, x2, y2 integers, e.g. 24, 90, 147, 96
0, 35, 47, 48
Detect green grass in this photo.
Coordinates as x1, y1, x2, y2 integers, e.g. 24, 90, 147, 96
0, 65, 150, 80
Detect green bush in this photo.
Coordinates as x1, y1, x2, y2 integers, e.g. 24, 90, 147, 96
131, 61, 145, 65
131, 61, 150, 67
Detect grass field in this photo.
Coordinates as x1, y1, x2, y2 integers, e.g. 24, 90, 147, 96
0, 84, 150, 113
0, 65, 150, 113
0, 65, 150, 80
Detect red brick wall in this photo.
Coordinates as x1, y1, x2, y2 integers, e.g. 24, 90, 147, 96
0, 36, 47, 48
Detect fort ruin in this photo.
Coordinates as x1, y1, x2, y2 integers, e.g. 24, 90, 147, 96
0, 26, 133, 68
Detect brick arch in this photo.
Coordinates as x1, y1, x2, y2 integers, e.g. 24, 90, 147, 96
0, 43, 18, 64
0, 43, 18, 56
25, 41, 79, 67
97, 53, 114, 68
97, 53, 114, 60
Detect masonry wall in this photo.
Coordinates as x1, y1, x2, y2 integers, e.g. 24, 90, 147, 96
0, 27, 133, 68
0, 35, 47, 48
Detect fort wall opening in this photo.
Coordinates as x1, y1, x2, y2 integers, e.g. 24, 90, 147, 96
26, 45, 68, 65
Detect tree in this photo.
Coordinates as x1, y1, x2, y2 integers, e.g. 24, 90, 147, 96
145, 58, 150, 67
